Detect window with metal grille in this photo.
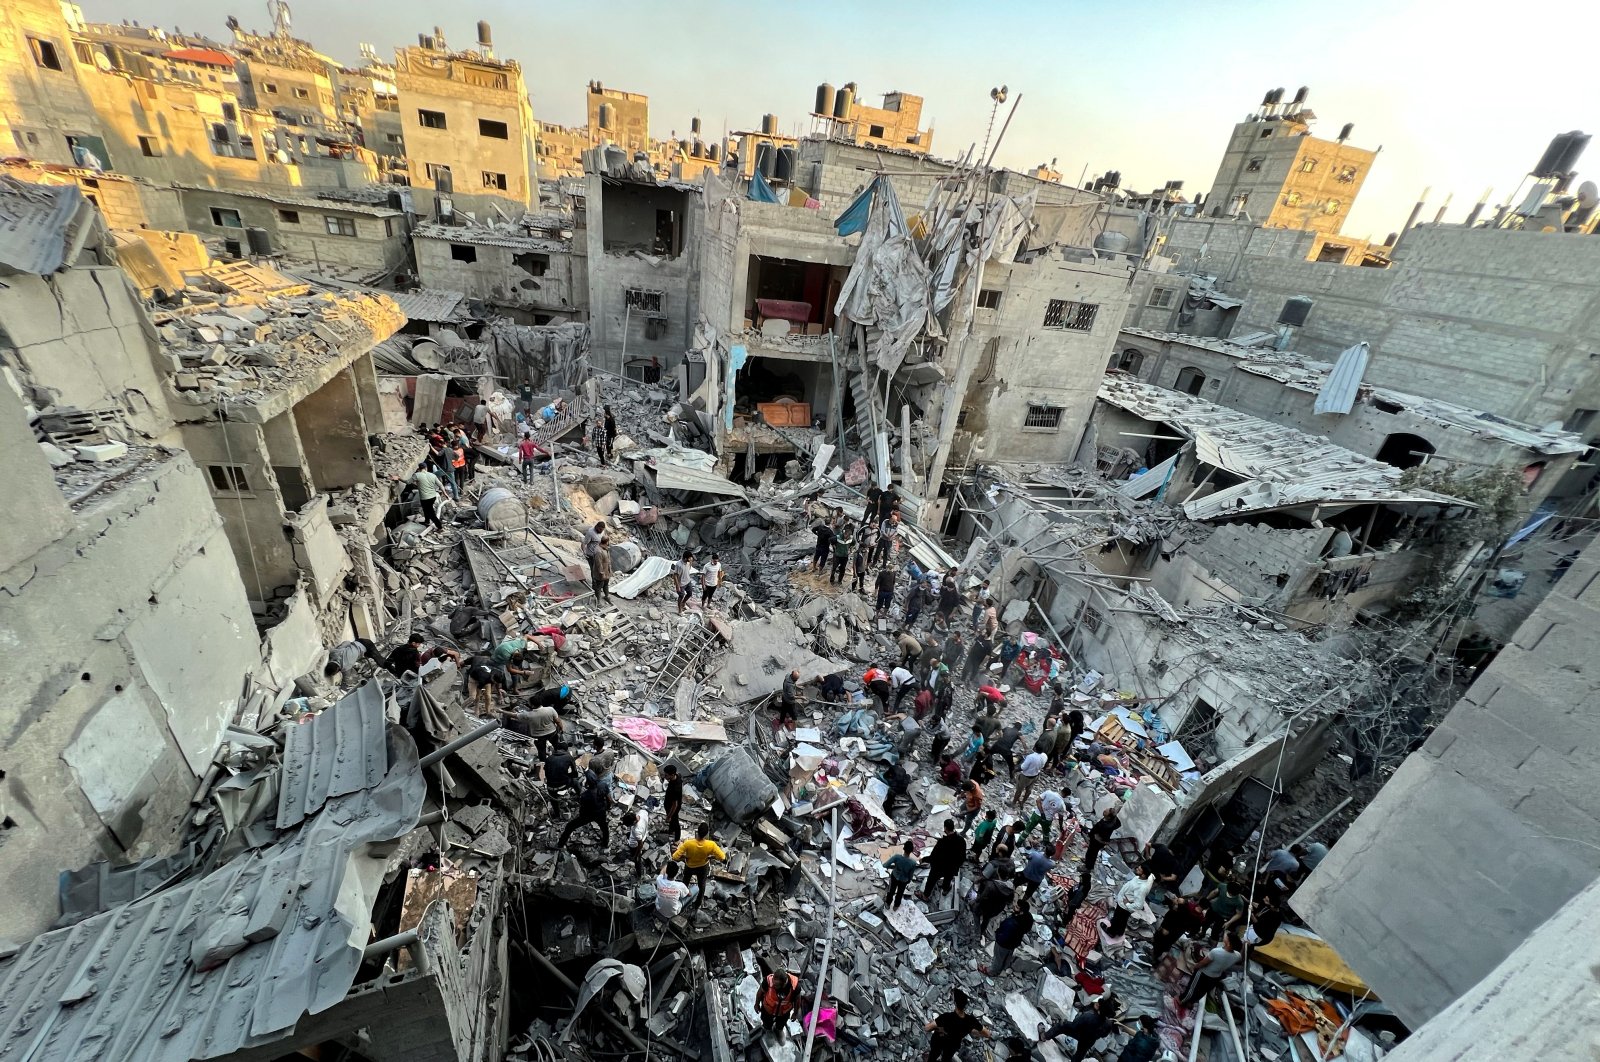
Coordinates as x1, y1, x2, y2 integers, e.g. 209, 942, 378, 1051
1147, 287, 1175, 308
1022, 405, 1064, 430
418, 109, 447, 129
977, 288, 1002, 310
625, 288, 664, 313
324, 216, 356, 237
1079, 605, 1104, 634
1042, 299, 1097, 331
207, 465, 250, 492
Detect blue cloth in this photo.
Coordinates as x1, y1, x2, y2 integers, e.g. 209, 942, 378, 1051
1022, 850, 1053, 883
834, 177, 876, 236
724, 345, 748, 428
748, 169, 781, 203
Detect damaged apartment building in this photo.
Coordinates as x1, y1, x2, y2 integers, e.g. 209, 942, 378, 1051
691, 134, 1137, 526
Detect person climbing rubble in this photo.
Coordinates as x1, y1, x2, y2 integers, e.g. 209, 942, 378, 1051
673, 550, 695, 614
654, 860, 695, 920
556, 772, 611, 850
395, 463, 445, 532
1040, 994, 1122, 1062
980, 900, 1034, 975
758, 966, 802, 1038
883, 840, 919, 909
671, 823, 727, 908
919, 819, 967, 901
923, 988, 988, 1062
777, 669, 801, 730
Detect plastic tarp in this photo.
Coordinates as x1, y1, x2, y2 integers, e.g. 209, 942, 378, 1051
834, 180, 875, 236
724, 344, 748, 429
749, 169, 781, 204
833, 177, 932, 375
927, 188, 1036, 316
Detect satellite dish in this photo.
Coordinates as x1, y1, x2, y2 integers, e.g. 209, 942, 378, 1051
1578, 181, 1599, 209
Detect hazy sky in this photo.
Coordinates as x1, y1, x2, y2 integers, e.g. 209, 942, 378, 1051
79, 0, 1597, 238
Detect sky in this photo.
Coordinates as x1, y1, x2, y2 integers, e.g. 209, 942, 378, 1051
79, 0, 1598, 238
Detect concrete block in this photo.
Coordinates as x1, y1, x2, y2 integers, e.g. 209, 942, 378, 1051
174, 373, 201, 391
76, 442, 129, 463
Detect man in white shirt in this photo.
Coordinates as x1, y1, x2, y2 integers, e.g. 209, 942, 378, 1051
654, 861, 697, 920
674, 551, 695, 614
1105, 863, 1153, 938
1015, 749, 1048, 806
701, 554, 724, 608
890, 665, 917, 709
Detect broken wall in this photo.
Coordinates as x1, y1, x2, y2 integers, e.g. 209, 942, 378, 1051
176, 188, 408, 273
413, 235, 584, 322
0, 438, 257, 942
0, 264, 176, 443
1295, 540, 1600, 1029
585, 173, 701, 376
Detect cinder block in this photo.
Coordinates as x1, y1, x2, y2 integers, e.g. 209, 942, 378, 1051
76, 442, 129, 463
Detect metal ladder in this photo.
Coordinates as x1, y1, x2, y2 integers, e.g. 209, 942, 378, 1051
644, 617, 720, 705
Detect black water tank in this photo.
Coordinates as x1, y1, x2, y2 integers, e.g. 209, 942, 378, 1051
775, 146, 795, 182
834, 84, 853, 119
1554, 132, 1590, 175
1533, 132, 1573, 178
245, 226, 272, 255
1278, 296, 1314, 327
816, 83, 835, 116
754, 141, 775, 179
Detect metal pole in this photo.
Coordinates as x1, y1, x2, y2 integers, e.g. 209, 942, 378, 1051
800, 805, 840, 1062
417, 718, 502, 769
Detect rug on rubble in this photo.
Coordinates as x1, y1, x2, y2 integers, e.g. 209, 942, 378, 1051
1062, 900, 1109, 961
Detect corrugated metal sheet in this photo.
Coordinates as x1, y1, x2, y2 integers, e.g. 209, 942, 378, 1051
277, 680, 389, 829
1117, 454, 1177, 499
390, 288, 466, 324
652, 462, 748, 498
0, 733, 424, 1062
1313, 342, 1370, 415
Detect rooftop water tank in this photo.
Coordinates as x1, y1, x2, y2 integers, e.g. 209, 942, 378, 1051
1093, 230, 1130, 254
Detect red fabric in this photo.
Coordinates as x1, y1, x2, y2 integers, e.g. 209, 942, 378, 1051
755, 298, 812, 325
977, 686, 1006, 703
1064, 901, 1109, 961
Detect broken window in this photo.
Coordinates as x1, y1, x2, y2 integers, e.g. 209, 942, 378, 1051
417, 109, 447, 129
29, 38, 63, 71
386, 133, 403, 144
478, 118, 509, 139
264, 82, 278, 94
1174, 366, 1206, 395
207, 464, 250, 493
324, 216, 357, 237
1300, 157, 1318, 173
1564, 408, 1597, 433
278, 209, 300, 224
221, 101, 237, 121
1245, 157, 1264, 172
138, 136, 161, 157
1079, 604, 1104, 634
1042, 299, 1098, 331
1117, 349, 1145, 373
977, 288, 1002, 310
624, 288, 664, 313
482, 170, 508, 190
72, 40, 94, 65
450, 243, 478, 263
512, 251, 549, 276
293, 87, 310, 100
1335, 165, 1358, 183
868, 124, 885, 138
1322, 198, 1343, 215
1023, 404, 1064, 430
1283, 191, 1303, 207
210, 207, 243, 228
1147, 287, 1175, 309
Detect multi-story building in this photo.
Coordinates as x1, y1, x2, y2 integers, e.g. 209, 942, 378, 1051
586, 80, 650, 155
1204, 87, 1375, 236
809, 81, 933, 154
394, 27, 538, 219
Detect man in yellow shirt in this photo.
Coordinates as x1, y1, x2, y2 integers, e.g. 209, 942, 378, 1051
671, 823, 727, 907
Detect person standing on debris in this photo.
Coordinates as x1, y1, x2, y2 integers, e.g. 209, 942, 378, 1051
850, 540, 870, 593
830, 522, 853, 584
924, 988, 988, 1062
778, 669, 802, 730
1015, 746, 1048, 807
701, 554, 724, 608
503, 700, 562, 760
963, 632, 993, 684
958, 779, 985, 833
604, 405, 618, 460
654, 860, 695, 919
543, 742, 579, 801
970, 808, 1000, 862
928, 725, 951, 766
1020, 844, 1055, 904
912, 684, 935, 722
920, 818, 967, 901
981, 901, 1035, 975
673, 550, 695, 614
1180, 934, 1241, 1008
517, 432, 544, 483
1021, 790, 1069, 849
957, 723, 985, 768
871, 511, 900, 566
1150, 895, 1206, 961
397, 463, 445, 532
625, 808, 649, 876
1115, 1015, 1163, 1062
995, 634, 1021, 683
873, 564, 897, 616
1082, 805, 1121, 868
556, 773, 611, 850
1106, 863, 1153, 938
883, 760, 912, 816
759, 967, 802, 1037
593, 535, 614, 603
935, 572, 961, 629
809, 515, 835, 572
471, 399, 492, 441
448, 433, 470, 493
986, 722, 1023, 779
583, 520, 606, 584
884, 840, 919, 909
969, 580, 991, 631
1201, 879, 1246, 942
590, 411, 610, 464
662, 764, 684, 842
941, 628, 965, 675
971, 864, 1016, 939
1040, 994, 1121, 1062
863, 666, 893, 711
896, 628, 922, 669
1243, 890, 1286, 947
672, 823, 727, 906
1048, 716, 1076, 769
585, 734, 618, 790
890, 664, 918, 710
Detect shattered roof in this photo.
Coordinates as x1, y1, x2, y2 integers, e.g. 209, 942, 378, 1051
0, 695, 425, 1062
172, 183, 402, 217
413, 220, 568, 252
1121, 328, 1585, 456
276, 679, 389, 828
389, 287, 466, 323
1098, 377, 1469, 518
